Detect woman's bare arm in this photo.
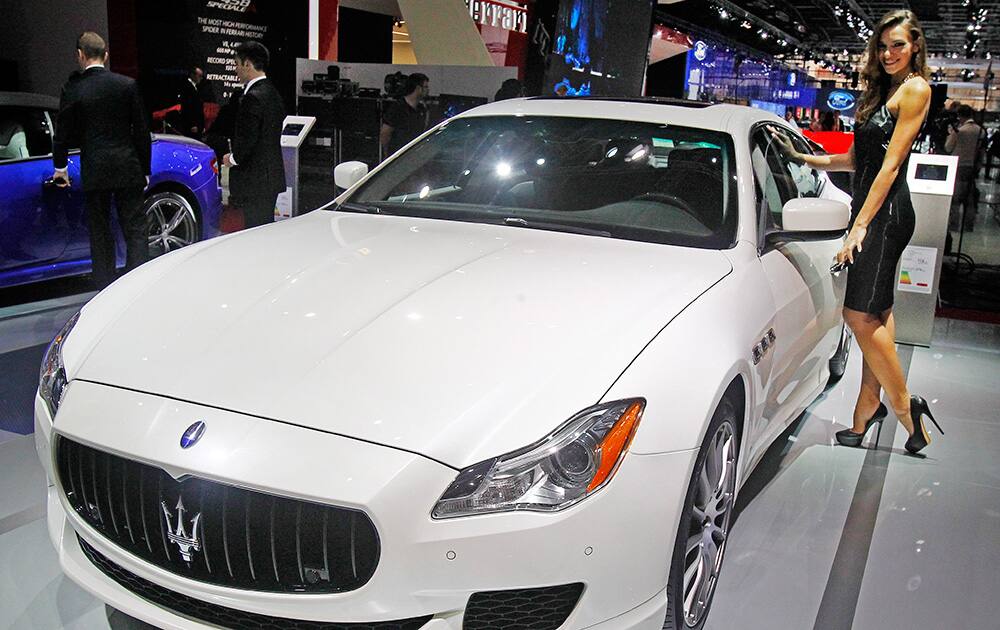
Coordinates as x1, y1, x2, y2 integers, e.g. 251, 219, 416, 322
799, 148, 855, 172
771, 129, 855, 172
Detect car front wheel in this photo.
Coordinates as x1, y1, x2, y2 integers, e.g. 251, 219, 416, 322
664, 397, 740, 629
145, 191, 200, 258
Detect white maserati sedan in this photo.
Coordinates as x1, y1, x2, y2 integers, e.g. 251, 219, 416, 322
35, 98, 852, 630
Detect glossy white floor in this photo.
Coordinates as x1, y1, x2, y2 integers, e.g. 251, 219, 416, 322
1, 295, 998, 630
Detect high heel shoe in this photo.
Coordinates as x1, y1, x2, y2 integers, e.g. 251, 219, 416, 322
835, 402, 888, 447
905, 395, 943, 454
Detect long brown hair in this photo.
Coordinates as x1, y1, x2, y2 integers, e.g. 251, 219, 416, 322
855, 10, 930, 124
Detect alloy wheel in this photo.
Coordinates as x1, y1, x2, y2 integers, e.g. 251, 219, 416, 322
145, 192, 198, 258
681, 421, 737, 627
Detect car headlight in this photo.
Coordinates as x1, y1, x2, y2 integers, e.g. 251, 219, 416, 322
39, 311, 80, 417
432, 399, 644, 519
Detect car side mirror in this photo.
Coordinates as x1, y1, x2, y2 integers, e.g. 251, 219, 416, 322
765, 197, 850, 249
781, 197, 850, 232
334, 161, 369, 190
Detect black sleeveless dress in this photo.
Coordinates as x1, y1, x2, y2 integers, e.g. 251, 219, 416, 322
845, 104, 916, 314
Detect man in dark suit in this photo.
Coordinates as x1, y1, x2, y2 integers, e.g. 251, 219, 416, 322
179, 65, 205, 138
52, 31, 151, 289
223, 41, 286, 228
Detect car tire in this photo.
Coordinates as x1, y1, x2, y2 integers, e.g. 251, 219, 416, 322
144, 190, 201, 258
827, 323, 852, 386
663, 397, 740, 630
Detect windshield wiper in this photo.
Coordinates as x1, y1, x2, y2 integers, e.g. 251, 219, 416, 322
334, 201, 387, 214
502, 216, 611, 238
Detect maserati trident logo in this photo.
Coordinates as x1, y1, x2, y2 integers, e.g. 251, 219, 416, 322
161, 496, 202, 562
180, 421, 206, 449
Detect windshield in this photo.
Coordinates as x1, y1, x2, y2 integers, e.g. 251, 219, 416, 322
344, 115, 739, 248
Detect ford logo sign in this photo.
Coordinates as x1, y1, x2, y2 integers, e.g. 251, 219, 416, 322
694, 41, 709, 62
827, 91, 856, 111
180, 421, 206, 449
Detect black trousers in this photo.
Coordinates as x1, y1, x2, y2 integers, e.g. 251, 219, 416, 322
235, 192, 279, 229
85, 186, 148, 288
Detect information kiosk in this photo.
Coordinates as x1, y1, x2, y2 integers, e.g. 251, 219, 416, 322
275, 115, 317, 220
895, 154, 958, 346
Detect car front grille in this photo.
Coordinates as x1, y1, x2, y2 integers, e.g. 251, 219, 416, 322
462, 583, 585, 629
56, 436, 379, 594
78, 537, 433, 630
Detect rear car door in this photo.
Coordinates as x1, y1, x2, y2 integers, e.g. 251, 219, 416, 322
0, 105, 84, 276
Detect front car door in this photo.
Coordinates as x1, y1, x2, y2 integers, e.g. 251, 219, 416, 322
749, 124, 844, 441
0, 105, 85, 281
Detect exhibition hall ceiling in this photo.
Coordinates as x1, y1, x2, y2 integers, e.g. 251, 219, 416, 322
660, 0, 1000, 59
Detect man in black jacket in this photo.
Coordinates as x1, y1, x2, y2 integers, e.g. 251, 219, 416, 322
52, 31, 151, 289
179, 65, 205, 138
223, 41, 286, 228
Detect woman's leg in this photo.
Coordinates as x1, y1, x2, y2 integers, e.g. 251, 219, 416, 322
843, 306, 914, 434
853, 355, 882, 431
852, 307, 898, 431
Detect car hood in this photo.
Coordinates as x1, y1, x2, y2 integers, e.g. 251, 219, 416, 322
71, 211, 732, 468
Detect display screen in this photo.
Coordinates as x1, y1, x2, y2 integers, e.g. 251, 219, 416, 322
543, 0, 655, 97
915, 163, 949, 181
282, 123, 306, 136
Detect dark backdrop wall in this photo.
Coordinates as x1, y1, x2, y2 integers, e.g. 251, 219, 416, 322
336, 7, 393, 63
0, 0, 109, 97
523, 0, 561, 96
109, 0, 308, 114
645, 54, 687, 99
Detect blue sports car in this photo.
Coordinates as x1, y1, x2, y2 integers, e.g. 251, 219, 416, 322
0, 92, 223, 289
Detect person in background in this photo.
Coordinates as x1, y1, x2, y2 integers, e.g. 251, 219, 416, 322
986, 127, 1000, 180
494, 78, 525, 101
784, 109, 797, 124
204, 86, 242, 163
223, 41, 286, 229
946, 104, 984, 232
51, 31, 151, 289
180, 65, 205, 138
811, 110, 841, 132
928, 99, 959, 154
380, 72, 429, 159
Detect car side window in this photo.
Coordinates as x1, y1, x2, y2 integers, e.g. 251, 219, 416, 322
750, 126, 796, 230
776, 127, 823, 198
0, 106, 52, 161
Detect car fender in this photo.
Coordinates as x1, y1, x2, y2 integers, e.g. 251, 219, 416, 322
601, 269, 760, 459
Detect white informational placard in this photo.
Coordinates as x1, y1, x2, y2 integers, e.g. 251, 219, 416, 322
274, 187, 293, 220
897, 245, 937, 294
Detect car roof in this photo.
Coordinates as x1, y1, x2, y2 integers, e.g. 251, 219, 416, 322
454, 96, 780, 133
0, 92, 60, 111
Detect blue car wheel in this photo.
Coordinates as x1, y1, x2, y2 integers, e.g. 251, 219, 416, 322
144, 191, 200, 258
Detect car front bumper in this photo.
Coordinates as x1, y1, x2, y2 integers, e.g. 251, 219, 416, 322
36, 380, 694, 629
